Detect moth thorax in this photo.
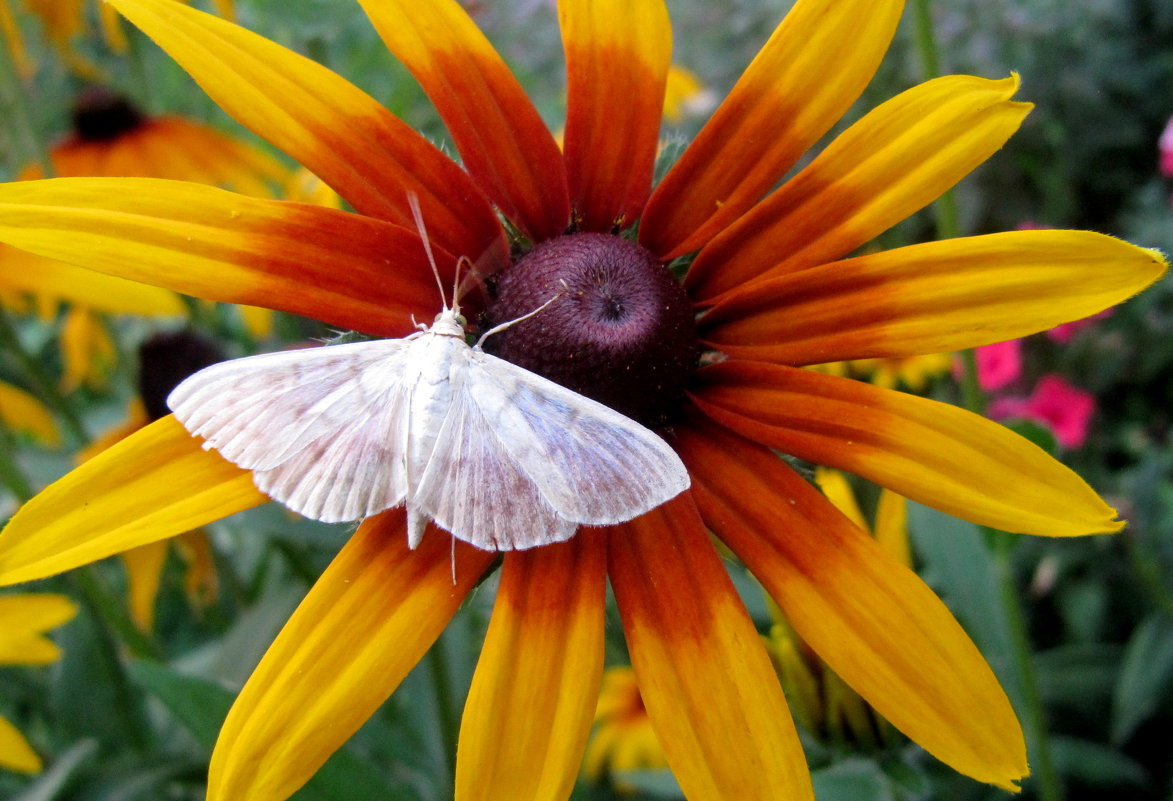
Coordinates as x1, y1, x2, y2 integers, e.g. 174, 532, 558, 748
71, 87, 147, 142
483, 232, 699, 428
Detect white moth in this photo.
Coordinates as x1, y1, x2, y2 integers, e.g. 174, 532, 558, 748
167, 198, 690, 551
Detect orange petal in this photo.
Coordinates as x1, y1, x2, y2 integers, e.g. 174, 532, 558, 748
691, 361, 1122, 537
0, 177, 452, 337
607, 497, 813, 801
560, 0, 671, 231
639, 0, 905, 259
687, 75, 1032, 299
358, 0, 569, 241
109, 0, 508, 271
0, 416, 265, 587
207, 513, 496, 801
700, 230, 1168, 364
456, 535, 606, 801
676, 419, 1027, 790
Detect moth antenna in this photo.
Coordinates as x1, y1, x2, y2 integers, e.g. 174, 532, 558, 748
475, 279, 569, 349
407, 192, 449, 311
451, 255, 475, 316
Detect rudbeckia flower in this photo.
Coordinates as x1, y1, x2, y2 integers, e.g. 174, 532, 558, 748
0, 592, 77, 773
583, 666, 669, 793
0, 1, 1165, 800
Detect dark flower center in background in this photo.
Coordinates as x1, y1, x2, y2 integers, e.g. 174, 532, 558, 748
138, 330, 225, 421
71, 86, 146, 142
484, 233, 699, 428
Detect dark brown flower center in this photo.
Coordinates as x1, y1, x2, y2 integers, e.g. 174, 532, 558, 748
71, 87, 146, 142
482, 233, 698, 428
138, 331, 225, 421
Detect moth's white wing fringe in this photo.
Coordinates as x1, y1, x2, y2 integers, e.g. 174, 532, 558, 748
168, 341, 414, 521
411, 350, 690, 550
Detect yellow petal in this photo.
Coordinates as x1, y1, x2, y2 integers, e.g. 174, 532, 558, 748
0, 593, 78, 633
456, 536, 606, 801
0, 382, 60, 447
701, 230, 1168, 364
0, 713, 41, 773
0, 245, 184, 316
813, 467, 867, 531
208, 513, 496, 801
0, 416, 266, 586
691, 361, 1122, 537
121, 541, 169, 631
608, 497, 814, 801
688, 75, 1032, 299
678, 420, 1027, 790
640, 0, 905, 259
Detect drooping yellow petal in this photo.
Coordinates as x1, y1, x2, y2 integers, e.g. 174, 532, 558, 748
0, 177, 450, 338
813, 467, 867, 531
60, 308, 116, 392
208, 513, 496, 801
691, 361, 1122, 537
0, 713, 41, 773
560, 0, 671, 231
687, 75, 1032, 299
358, 0, 569, 242
109, 0, 508, 271
640, 0, 906, 259
456, 535, 606, 801
121, 541, 168, 632
0, 244, 185, 316
608, 497, 814, 801
0, 382, 60, 447
874, 489, 912, 567
678, 420, 1027, 790
700, 231, 1168, 364
0, 416, 266, 587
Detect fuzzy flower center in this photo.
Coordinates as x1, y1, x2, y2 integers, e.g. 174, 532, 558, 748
138, 331, 224, 421
71, 87, 146, 142
483, 233, 699, 428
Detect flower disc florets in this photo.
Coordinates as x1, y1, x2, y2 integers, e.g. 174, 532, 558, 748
71, 87, 145, 142
483, 232, 699, 427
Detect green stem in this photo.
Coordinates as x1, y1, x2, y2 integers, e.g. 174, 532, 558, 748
0, 307, 89, 445
69, 565, 164, 662
0, 419, 36, 501
991, 533, 1063, 801
0, 29, 54, 178
427, 637, 458, 793
913, 3, 1061, 800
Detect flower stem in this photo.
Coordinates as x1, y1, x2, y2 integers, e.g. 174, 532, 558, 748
913, 4, 1062, 800
427, 637, 458, 794
0, 419, 36, 501
0, 307, 89, 445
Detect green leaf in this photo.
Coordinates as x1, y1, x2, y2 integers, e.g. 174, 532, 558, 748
1051, 736, 1146, 787
811, 758, 894, 801
129, 660, 232, 751
1111, 613, 1173, 744
11, 740, 97, 801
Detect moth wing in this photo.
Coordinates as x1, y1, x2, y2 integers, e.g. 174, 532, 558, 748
168, 340, 415, 522
412, 351, 690, 550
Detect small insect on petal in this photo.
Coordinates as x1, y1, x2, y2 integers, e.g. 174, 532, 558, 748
167, 198, 689, 551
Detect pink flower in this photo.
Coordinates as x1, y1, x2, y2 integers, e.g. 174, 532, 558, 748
1161, 116, 1173, 178
973, 339, 1023, 391
1046, 308, 1113, 344
988, 375, 1096, 449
